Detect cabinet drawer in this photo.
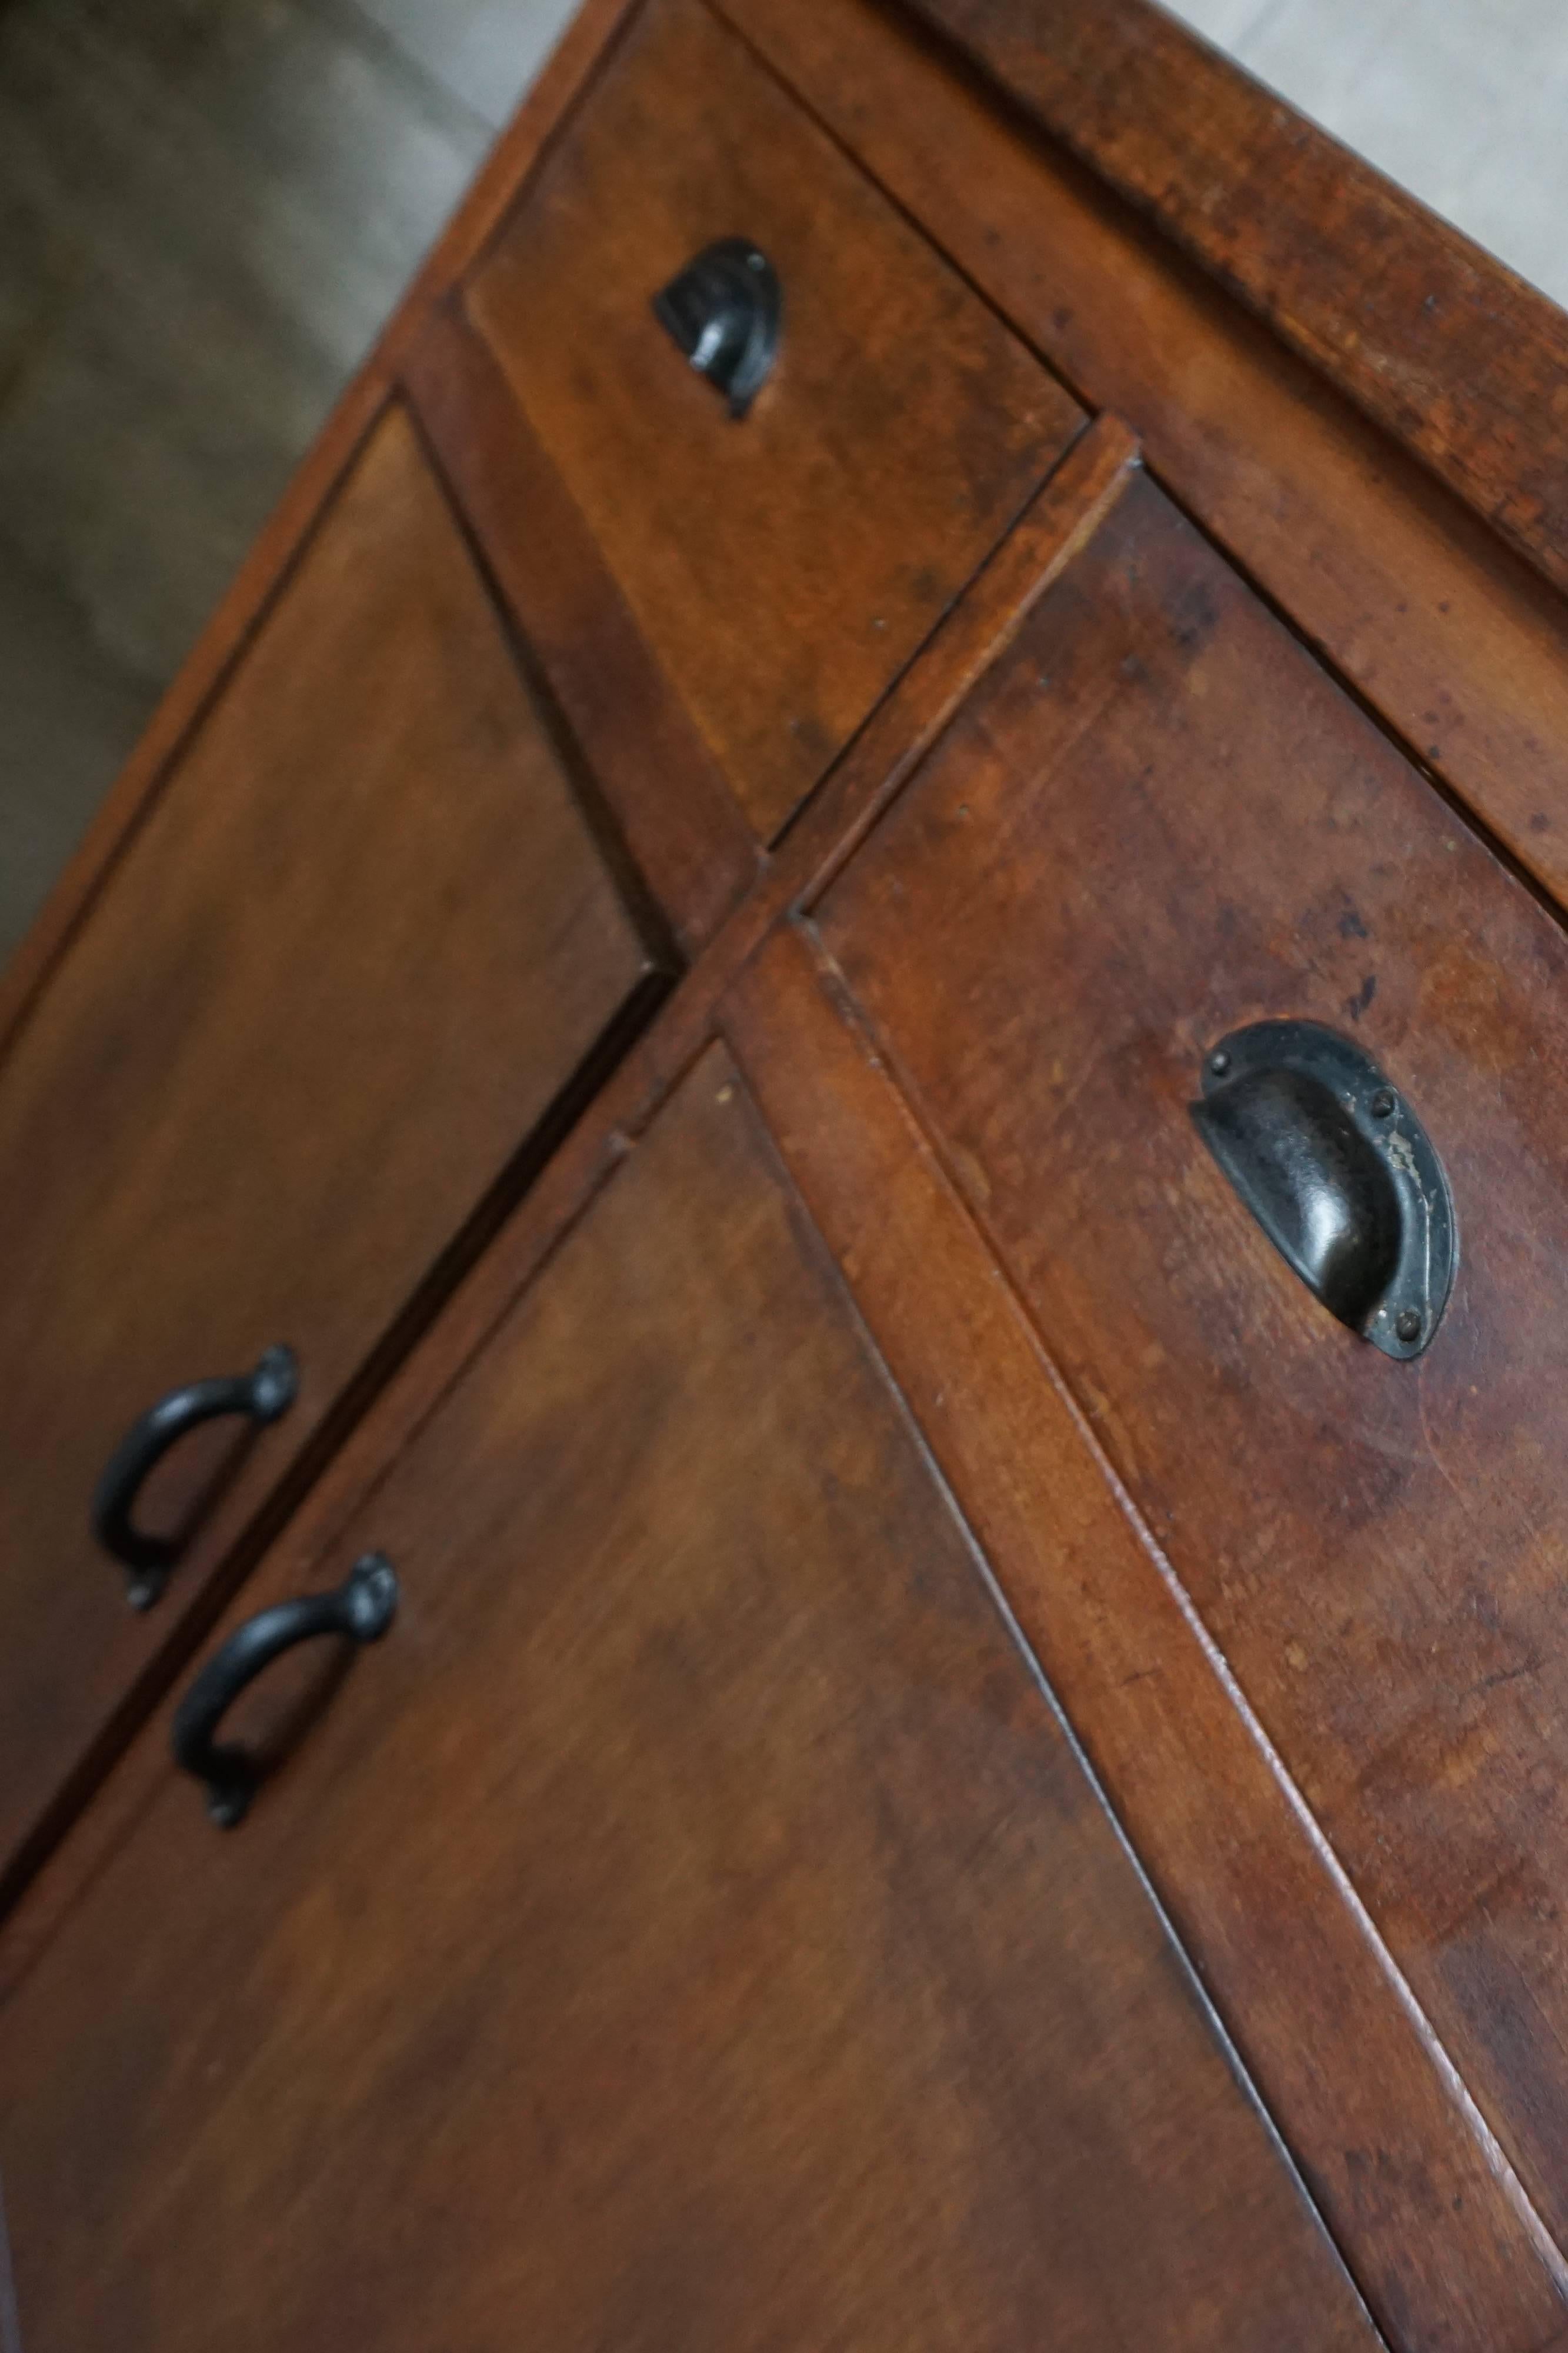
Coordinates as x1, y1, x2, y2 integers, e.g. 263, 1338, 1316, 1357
0, 1050, 1374, 2350
818, 468, 1568, 2242
0, 402, 663, 1889
465, 0, 1082, 844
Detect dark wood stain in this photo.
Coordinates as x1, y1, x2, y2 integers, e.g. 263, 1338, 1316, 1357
723, 0, 1568, 941
466, 0, 1082, 839
0, 1055, 1377, 2351
400, 301, 761, 955
0, 402, 659, 1895
6, 0, 1568, 2341
725, 918, 1568, 2353
819, 466, 1568, 2258
903, 0, 1568, 603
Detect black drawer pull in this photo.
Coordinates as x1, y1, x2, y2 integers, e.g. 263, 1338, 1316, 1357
172, 1552, 398, 1827
1192, 1020, 1455, 1359
94, 1344, 299, 1609
653, 238, 781, 418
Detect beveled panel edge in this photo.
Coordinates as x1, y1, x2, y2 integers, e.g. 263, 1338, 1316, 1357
723, 915, 1568, 2353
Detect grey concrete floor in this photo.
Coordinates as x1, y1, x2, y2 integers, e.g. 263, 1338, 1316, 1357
0, 0, 1561, 961
0, 0, 574, 958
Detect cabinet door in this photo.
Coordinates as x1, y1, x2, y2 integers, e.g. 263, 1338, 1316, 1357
0, 1052, 1375, 2351
816, 465, 1568, 2247
0, 402, 663, 1890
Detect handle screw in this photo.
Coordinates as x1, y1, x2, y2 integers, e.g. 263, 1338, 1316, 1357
1209, 1049, 1231, 1076
1371, 1088, 1396, 1118
1395, 1308, 1422, 1343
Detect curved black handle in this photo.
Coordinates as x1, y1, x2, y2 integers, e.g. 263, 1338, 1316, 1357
172, 1552, 398, 1827
94, 1344, 299, 1608
652, 238, 781, 418
1191, 1020, 1455, 1358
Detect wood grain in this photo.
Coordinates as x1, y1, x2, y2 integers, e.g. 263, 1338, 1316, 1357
902, 0, 1568, 601
0, 402, 660, 1900
0, 409, 1134, 1940
466, 0, 1082, 840
0, 1051, 1378, 2351
819, 465, 1568, 2266
724, 0, 1568, 945
725, 920, 1568, 2353
401, 301, 760, 955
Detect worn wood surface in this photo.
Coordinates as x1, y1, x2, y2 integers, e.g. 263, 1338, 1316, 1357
902, 0, 1568, 602
0, 1052, 1379, 2351
0, 402, 659, 1901
0, 411, 1131, 1945
401, 302, 761, 954
726, 0, 1568, 941
820, 465, 1568, 2265
466, 0, 1081, 841
726, 921, 1568, 2353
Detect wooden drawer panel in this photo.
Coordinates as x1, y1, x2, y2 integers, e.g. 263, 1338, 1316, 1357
0, 1049, 1374, 2350
0, 401, 663, 1892
465, 0, 1082, 844
818, 468, 1568, 2248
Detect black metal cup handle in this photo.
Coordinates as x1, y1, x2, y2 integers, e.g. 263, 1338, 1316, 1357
172, 1552, 398, 1827
93, 1344, 299, 1608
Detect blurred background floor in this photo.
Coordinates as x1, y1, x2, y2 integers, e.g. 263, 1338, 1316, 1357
1165, 0, 1568, 316
0, 0, 1563, 959
0, 0, 574, 956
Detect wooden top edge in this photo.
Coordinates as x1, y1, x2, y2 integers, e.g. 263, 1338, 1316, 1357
896, 0, 1568, 601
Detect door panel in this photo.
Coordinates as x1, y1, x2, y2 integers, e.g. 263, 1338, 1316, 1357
0, 401, 662, 1890
819, 464, 1568, 2241
0, 1050, 1373, 2351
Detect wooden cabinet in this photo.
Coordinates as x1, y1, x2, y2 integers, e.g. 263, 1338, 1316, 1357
0, 404, 665, 1891
5, 0, 1568, 2347
0, 1055, 1377, 2350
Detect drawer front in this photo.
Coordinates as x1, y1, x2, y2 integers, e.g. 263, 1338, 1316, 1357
0, 402, 662, 1888
465, 0, 1082, 844
819, 469, 1568, 2242
0, 1052, 1374, 2352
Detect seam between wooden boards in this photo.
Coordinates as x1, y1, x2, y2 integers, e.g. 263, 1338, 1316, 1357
737, 916, 1568, 2343
262, 412, 1142, 1570
719, 0, 1568, 950
704, 0, 1090, 425
401, 383, 690, 978
715, 1027, 1394, 2347
446, 2, 1101, 885
398, 301, 762, 954
148, 414, 1141, 1671
1132, 460, 1568, 960
185, 423, 1137, 1689
0, 415, 1141, 1987
892, 0, 1568, 601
